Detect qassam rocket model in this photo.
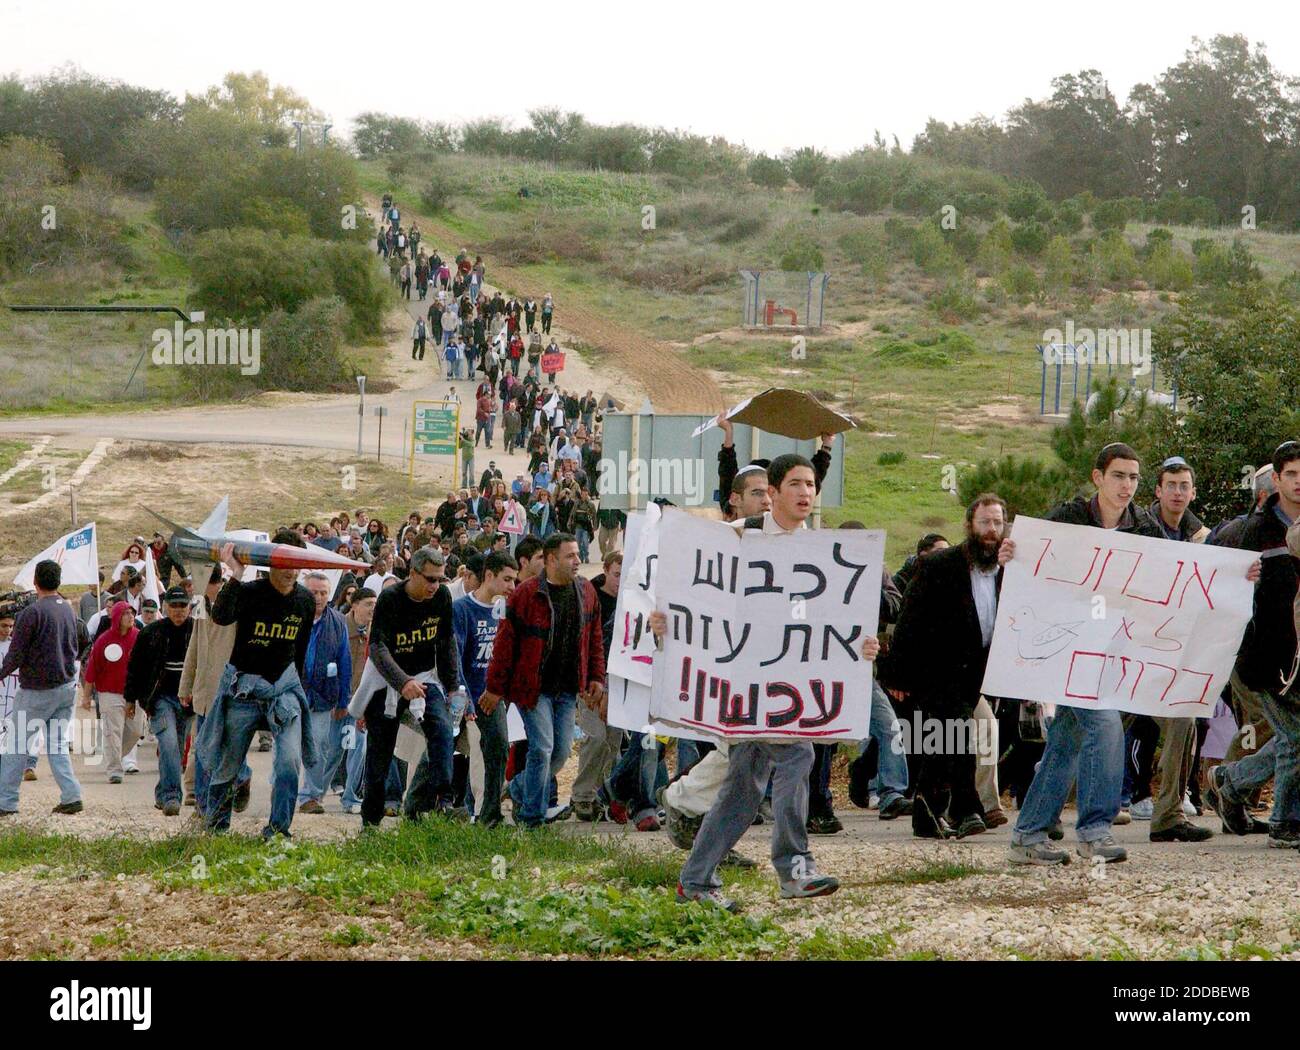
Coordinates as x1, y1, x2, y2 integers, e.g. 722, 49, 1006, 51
141, 497, 370, 577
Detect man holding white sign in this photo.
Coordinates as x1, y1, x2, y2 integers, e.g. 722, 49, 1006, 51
999, 443, 1259, 866
654, 455, 882, 911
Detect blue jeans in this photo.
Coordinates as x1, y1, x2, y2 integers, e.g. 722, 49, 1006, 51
1219, 686, 1300, 827
575, 527, 591, 564
205, 693, 304, 835
1012, 705, 1122, 845
192, 713, 250, 818
149, 695, 192, 807
509, 692, 577, 825
298, 708, 360, 806
676, 739, 713, 776
866, 682, 909, 805
0, 682, 81, 812
604, 730, 665, 821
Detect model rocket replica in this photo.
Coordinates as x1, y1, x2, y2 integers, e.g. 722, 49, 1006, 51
142, 497, 370, 577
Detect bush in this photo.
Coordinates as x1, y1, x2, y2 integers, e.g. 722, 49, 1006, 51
748, 153, 788, 189
1050, 199, 1085, 235
875, 328, 977, 367
957, 456, 1074, 520
837, 228, 890, 283
928, 281, 983, 321
1043, 235, 1074, 293
190, 229, 326, 323
1099, 233, 1139, 284
975, 220, 1013, 276
1091, 199, 1131, 232
1007, 184, 1050, 222
420, 170, 458, 213
785, 147, 830, 189
1144, 243, 1193, 291
256, 297, 351, 390
1010, 221, 1048, 256
1001, 263, 1040, 301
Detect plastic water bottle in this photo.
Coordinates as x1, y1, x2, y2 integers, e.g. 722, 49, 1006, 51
448, 688, 470, 725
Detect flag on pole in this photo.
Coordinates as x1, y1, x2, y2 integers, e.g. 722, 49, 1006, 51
13, 523, 99, 590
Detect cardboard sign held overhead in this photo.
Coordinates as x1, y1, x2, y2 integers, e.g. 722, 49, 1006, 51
692, 388, 857, 441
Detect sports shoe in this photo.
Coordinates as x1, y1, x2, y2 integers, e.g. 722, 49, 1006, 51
982, 808, 1008, 829
847, 754, 874, 809
573, 799, 604, 822
23, 769, 37, 782
182, 792, 195, 806
1048, 820, 1065, 841
955, 814, 986, 839
676, 883, 740, 913
868, 793, 880, 810
779, 873, 840, 899
1150, 821, 1213, 842
298, 799, 325, 815
162, 801, 181, 817
721, 849, 757, 869
1267, 826, 1300, 849
1077, 835, 1127, 863
1008, 841, 1071, 865
1113, 807, 1132, 825
634, 812, 661, 832
1206, 765, 1250, 835
233, 780, 252, 813
1182, 794, 1199, 818
911, 796, 952, 839
663, 795, 702, 851
124, 767, 139, 775
1130, 798, 1154, 820
806, 813, 843, 835
0, 810, 17, 817
545, 803, 572, 824
108, 775, 123, 785
751, 799, 773, 825
878, 795, 913, 820
52, 801, 83, 815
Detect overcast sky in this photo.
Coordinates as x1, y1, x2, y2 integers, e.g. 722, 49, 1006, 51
3, 1, 1298, 155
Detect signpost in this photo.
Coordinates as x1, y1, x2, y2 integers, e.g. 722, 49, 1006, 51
410, 399, 461, 482
355, 375, 366, 455
374, 405, 388, 463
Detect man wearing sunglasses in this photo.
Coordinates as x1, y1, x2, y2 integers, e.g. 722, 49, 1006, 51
355, 547, 461, 827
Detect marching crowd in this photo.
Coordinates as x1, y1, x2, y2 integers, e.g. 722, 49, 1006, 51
0, 196, 1294, 913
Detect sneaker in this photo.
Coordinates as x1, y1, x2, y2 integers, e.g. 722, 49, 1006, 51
878, 795, 913, 820
982, 808, 1008, 829
1150, 821, 1213, 843
573, 799, 604, 822
634, 812, 661, 832
162, 801, 181, 817
1077, 835, 1127, 863
1247, 818, 1271, 835
233, 780, 252, 813
806, 813, 843, 835
779, 873, 840, 899
298, 799, 325, 815
752, 799, 774, 825
955, 814, 987, 839
721, 849, 757, 869
911, 796, 952, 839
1130, 798, 1154, 820
676, 883, 740, 913
1267, 826, 1300, 849
23, 769, 37, 782
0, 810, 17, 817
1206, 766, 1249, 835
1008, 841, 1071, 865
1181, 794, 1199, 818
663, 797, 702, 851
52, 800, 83, 815
182, 792, 195, 806
1113, 807, 1132, 825
108, 775, 123, 785
1048, 820, 1065, 841
341, 804, 359, 815
868, 793, 880, 810
545, 803, 573, 824
124, 767, 139, 775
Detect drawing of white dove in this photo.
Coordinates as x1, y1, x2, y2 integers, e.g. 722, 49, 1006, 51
1008, 606, 1083, 661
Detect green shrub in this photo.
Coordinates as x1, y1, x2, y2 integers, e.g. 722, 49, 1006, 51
838, 228, 890, 283
877, 450, 907, 466
1091, 198, 1131, 232
785, 147, 830, 189
929, 281, 982, 320
748, 153, 788, 189
256, 296, 351, 391
1001, 263, 1040, 300
1010, 221, 1048, 256
1099, 233, 1139, 283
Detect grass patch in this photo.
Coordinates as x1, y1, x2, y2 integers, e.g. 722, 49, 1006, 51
326, 923, 376, 947
868, 856, 986, 887
796, 927, 896, 960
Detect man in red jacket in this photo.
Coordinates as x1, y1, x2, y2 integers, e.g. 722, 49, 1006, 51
83, 601, 140, 784
482, 532, 605, 827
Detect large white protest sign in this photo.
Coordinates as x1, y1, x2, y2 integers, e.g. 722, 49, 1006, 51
980, 516, 1256, 716
649, 510, 883, 741
607, 505, 660, 687
14, 523, 99, 589
607, 674, 710, 741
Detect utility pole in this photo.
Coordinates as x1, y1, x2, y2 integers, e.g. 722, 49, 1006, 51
356, 375, 366, 455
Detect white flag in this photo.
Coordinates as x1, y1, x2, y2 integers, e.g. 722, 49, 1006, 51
13, 523, 99, 590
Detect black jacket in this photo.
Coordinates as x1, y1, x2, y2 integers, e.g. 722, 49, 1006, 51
1221, 494, 1299, 694
888, 542, 1002, 703
124, 616, 194, 715
1046, 494, 1164, 537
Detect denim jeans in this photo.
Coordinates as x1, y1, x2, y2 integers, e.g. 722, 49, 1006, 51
604, 730, 664, 821
192, 712, 250, 818
575, 527, 591, 564
298, 708, 360, 806
361, 684, 456, 825
1219, 682, 1300, 827
866, 681, 908, 805
508, 692, 577, 825
675, 739, 714, 776
0, 682, 81, 812
205, 692, 304, 835
1011, 705, 1123, 845
149, 695, 192, 808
